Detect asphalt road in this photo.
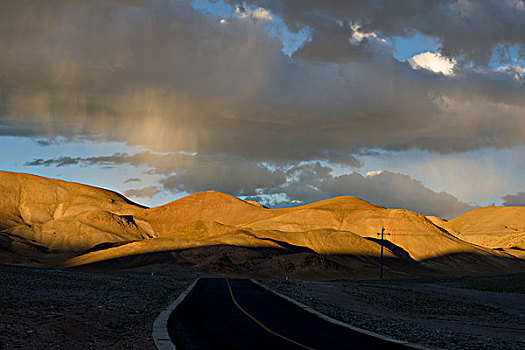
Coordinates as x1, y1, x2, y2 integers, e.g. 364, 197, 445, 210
167, 278, 411, 350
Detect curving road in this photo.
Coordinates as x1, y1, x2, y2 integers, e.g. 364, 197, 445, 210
167, 278, 411, 350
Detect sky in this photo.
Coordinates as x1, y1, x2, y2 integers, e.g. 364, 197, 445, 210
1, 0, 525, 219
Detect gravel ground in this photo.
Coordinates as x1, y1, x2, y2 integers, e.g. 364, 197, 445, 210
0, 265, 192, 349
262, 274, 525, 350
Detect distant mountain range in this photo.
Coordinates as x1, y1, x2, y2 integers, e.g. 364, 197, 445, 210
1, 171, 524, 279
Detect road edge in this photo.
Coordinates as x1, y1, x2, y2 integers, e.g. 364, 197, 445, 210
250, 279, 430, 350
152, 278, 199, 350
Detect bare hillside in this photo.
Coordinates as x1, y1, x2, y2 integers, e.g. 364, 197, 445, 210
1, 171, 524, 278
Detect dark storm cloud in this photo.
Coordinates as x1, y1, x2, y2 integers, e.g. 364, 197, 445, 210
2, 0, 525, 214
232, 0, 525, 64
502, 192, 525, 206
124, 186, 159, 199
249, 166, 475, 219
317, 171, 475, 219
1, 0, 524, 162
25, 156, 82, 167
24, 151, 288, 195
248, 162, 475, 218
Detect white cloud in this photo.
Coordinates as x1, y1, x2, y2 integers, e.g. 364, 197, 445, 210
408, 52, 456, 76
497, 64, 525, 83
235, 5, 273, 21
348, 21, 388, 46
498, 64, 525, 73
365, 170, 383, 177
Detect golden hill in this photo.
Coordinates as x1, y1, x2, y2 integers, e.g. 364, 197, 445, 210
0, 171, 149, 253
434, 206, 525, 258
1, 171, 523, 278
138, 191, 271, 232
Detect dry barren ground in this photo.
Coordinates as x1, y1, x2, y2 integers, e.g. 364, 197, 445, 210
263, 274, 525, 350
0, 265, 192, 349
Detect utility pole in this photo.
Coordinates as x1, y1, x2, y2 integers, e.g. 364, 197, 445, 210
376, 227, 391, 281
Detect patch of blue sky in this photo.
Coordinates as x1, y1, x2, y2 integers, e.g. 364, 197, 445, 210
191, 0, 232, 19
0, 136, 137, 165
139, 188, 184, 208
239, 192, 290, 207
191, 0, 309, 57
0, 136, 152, 197
0, 135, 206, 206
264, 16, 310, 57
392, 33, 440, 61
489, 43, 525, 69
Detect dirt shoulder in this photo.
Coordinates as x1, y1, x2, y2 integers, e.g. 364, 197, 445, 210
0, 265, 192, 349
262, 274, 525, 350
